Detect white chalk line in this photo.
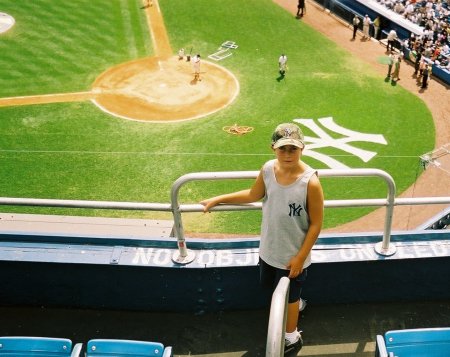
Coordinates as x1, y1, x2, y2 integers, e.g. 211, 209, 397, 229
0, 149, 419, 158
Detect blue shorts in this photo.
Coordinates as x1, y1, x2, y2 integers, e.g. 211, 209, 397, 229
259, 258, 307, 304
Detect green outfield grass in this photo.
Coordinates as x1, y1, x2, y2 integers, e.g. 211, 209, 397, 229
0, 0, 435, 234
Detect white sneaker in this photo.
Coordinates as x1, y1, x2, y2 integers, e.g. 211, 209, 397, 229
299, 298, 307, 312
284, 331, 303, 355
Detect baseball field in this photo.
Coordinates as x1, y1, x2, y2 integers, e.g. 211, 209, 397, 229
0, 0, 435, 234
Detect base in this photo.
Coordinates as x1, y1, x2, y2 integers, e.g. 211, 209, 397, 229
172, 249, 196, 264
374, 241, 397, 256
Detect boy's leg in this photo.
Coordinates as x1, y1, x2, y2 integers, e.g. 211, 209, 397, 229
259, 258, 307, 329
286, 269, 307, 331
286, 300, 300, 332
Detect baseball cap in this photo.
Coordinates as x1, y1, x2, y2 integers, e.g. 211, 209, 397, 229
271, 123, 305, 149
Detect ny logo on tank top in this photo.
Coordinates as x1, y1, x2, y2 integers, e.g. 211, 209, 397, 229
288, 203, 303, 217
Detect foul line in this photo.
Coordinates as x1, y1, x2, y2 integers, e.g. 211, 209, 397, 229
0, 0, 171, 109
144, 0, 172, 57
0, 91, 94, 108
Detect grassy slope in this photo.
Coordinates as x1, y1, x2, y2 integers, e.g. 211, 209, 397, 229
0, 0, 434, 233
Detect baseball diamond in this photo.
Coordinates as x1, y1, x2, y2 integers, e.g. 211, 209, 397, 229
0, 0, 448, 235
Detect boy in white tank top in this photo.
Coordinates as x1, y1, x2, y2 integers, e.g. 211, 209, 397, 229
201, 123, 324, 354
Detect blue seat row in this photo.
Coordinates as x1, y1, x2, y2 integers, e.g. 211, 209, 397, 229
0, 336, 172, 357
375, 327, 450, 357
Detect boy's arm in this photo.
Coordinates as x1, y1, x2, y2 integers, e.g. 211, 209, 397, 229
287, 174, 324, 277
200, 170, 266, 212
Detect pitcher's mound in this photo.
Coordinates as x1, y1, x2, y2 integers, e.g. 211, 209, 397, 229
92, 56, 239, 122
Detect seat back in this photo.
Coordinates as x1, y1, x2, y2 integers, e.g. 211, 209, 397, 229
0, 336, 74, 356
86, 339, 165, 357
385, 327, 450, 356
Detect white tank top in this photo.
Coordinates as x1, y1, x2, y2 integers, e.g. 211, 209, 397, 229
259, 159, 316, 270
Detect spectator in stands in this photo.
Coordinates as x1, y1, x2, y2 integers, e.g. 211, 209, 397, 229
375, 0, 450, 55
387, 29, 398, 52
394, 1, 404, 14
423, 45, 432, 57
352, 14, 361, 40
404, 1, 415, 17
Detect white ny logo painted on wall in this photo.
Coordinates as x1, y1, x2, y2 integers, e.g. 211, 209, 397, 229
294, 117, 387, 169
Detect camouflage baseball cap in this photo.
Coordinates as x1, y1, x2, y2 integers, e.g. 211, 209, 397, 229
271, 123, 305, 149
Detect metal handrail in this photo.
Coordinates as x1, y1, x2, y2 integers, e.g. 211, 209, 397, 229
266, 277, 290, 357
170, 168, 398, 260
0, 197, 172, 211
1, 169, 450, 263
170, 171, 260, 263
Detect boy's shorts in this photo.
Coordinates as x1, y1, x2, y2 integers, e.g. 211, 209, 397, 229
259, 258, 307, 304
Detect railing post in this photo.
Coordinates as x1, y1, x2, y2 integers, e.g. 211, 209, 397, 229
170, 176, 196, 264
319, 169, 398, 256
374, 170, 397, 256
169, 171, 259, 265
266, 277, 290, 357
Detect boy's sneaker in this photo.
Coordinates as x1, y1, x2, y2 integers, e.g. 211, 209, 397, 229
299, 298, 307, 312
284, 332, 303, 355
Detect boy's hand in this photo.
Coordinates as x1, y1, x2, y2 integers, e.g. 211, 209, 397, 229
200, 199, 216, 213
286, 256, 304, 278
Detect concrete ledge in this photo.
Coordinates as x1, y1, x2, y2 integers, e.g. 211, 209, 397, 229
0, 213, 174, 239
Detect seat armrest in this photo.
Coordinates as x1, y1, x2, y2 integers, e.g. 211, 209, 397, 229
375, 335, 388, 357
163, 346, 173, 357
71, 343, 83, 357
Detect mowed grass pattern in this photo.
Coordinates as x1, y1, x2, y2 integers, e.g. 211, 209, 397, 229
0, 0, 435, 234
0, 0, 151, 96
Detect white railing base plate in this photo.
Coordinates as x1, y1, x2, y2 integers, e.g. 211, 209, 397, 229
374, 241, 397, 256
172, 249, 196, 264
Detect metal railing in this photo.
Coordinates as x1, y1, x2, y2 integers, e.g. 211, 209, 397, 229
1, 168, 450, 264
171, 168, 399, 262
266, 277, 290, 357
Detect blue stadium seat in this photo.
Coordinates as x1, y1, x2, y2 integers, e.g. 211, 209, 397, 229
86, 339, 172, 357
375, 327, 450, 357
0, 336, 82, 356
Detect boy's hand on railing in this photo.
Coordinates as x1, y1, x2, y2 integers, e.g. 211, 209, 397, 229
200, 199, 217, 213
